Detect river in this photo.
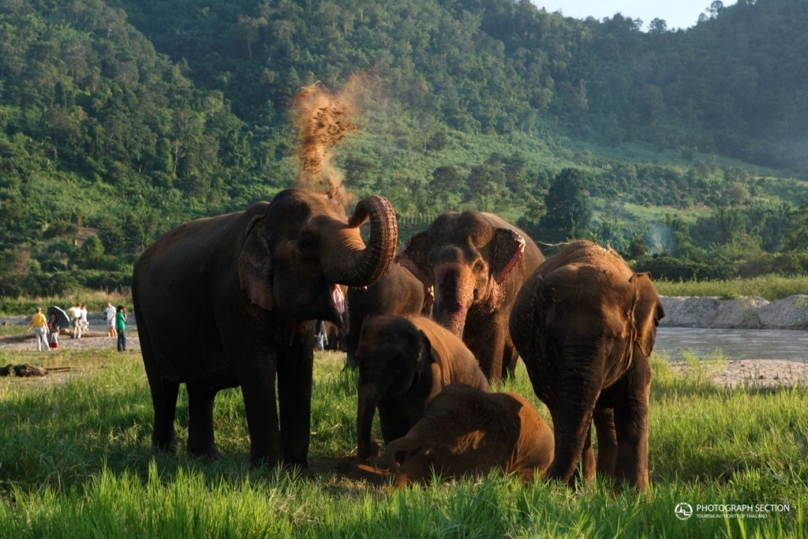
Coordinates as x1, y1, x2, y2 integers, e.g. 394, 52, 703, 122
654, 327, 808, 362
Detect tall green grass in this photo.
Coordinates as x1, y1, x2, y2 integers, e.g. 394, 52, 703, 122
0, 349, 805, 537
655, 275, 808, 301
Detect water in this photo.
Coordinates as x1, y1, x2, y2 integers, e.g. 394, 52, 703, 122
654, 327, 808, 362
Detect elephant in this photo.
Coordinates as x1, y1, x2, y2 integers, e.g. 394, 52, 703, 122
396, 210, 544, 382
344, 262, 432, 368
383, 384, 555, 486
509, 240, 665, 489
355, 315, 490, 460
132, 188, 397, 467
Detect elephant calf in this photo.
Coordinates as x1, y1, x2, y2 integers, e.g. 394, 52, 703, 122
383, 384, 554, 486
356, 316, 490, 459
510, 240, 665, 490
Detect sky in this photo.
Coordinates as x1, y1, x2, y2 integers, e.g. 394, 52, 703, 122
533, 1, 738, 31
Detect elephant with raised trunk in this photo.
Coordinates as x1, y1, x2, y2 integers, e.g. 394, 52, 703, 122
396, 211, 543, 382
133, 189, 397, 467
509, 241, 665, 489
355, 315, 490, 460
344, 262, 432, 368
383, 384, 554, 486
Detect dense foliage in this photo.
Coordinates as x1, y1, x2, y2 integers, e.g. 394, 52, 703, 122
2, 0, 808, 297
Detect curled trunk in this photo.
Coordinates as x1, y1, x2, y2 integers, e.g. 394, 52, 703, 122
323, 195, 398, 287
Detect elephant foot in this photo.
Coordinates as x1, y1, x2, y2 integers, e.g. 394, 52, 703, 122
187, 443, 222, 460
357, 441, 381, 460
151, 435, 177, 453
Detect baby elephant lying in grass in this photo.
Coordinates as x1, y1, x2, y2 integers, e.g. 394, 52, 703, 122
381, 384, 554, 486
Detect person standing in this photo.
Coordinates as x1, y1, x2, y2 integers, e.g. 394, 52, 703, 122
115, 305, 128, 352
48, 312, 60, 349
27, 307, 50, 352
314, 320, 327, 351
79, 303, 89, 333
105, 301, 117, 338
69, 303, 83, 339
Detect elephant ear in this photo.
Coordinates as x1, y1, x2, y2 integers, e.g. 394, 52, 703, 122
395, 232, 433, 286
237, 214, 274, 311
490, 228, 525, 284
629, 272, 665, 357
416, 329, 444, 384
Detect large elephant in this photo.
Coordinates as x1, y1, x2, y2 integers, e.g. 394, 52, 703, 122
396, 211, 543, 382
132, 189, 397, 467
355, 315, 490, 460
509, 241, 665, 489
383, 384, 554, 486
344, 262, 432, 368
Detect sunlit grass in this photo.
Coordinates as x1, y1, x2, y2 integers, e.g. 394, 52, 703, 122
0, 348, 805, 537
655, 275, 808, 301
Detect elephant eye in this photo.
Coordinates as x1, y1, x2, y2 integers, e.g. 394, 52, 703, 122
297, 233, 319, 255
473, 260, 485, 273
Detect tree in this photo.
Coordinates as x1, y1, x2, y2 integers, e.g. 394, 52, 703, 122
535, 168, 592, 244
783, 199, 808, 251
429, 165, 462, 205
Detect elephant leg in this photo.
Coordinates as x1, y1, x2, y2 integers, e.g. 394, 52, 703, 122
277, 328, 315, 469
462, 315, 504, 383
594, 406, 617, 479
150, 377, 179, 451
233, 343, 283, 467
500, 341, 519, 381
141, 336, 179, 451
613, 358, 652, 489
578, 423, 596, 485
186, 384, 221, 459
545, 372, 603, 487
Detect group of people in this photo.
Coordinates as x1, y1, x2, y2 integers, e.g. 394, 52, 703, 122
27, 301, 128, 352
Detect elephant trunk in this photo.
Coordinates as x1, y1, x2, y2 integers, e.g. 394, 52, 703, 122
433, 264, 473, 337
357, 382, 383, 459
383, 420, 431, 474
323, 195, 398, 288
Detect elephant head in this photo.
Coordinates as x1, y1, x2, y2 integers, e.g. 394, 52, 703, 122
237, 189, 397, 325
395, 211, 525, 337
355, 316, 437, 459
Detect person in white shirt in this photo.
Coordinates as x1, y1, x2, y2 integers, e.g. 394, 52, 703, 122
105, 301, 118, 338
80, 303, 89, 332
69, 303, 83, 339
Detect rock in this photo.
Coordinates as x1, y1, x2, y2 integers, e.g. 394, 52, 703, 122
660, 295, 808, 329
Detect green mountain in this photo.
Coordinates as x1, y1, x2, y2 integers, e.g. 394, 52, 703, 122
2, 0, 808, 297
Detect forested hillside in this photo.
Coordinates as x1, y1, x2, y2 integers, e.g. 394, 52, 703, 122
2, 0, 808, 297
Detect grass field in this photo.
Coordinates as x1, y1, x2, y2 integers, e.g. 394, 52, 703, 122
650, 275, 808, 302
0, 347, 805, 538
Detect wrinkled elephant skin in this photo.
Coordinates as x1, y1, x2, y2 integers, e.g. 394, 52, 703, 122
510, 240, 664, 489
383, 384, 554, 486
345, 262, 431, 368
396, 211, 543, 382
133, 189, 397, 466
355, 316, 490, 460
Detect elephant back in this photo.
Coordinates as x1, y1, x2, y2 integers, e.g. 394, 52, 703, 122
409, 316, 490, 393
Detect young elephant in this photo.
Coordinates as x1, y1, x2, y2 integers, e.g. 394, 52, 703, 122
509, 241, 665, 490
383, 384, 554, 486
356, 316, 490, 459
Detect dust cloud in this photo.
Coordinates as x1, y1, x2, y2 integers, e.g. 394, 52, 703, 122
290, 76, 372, 204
